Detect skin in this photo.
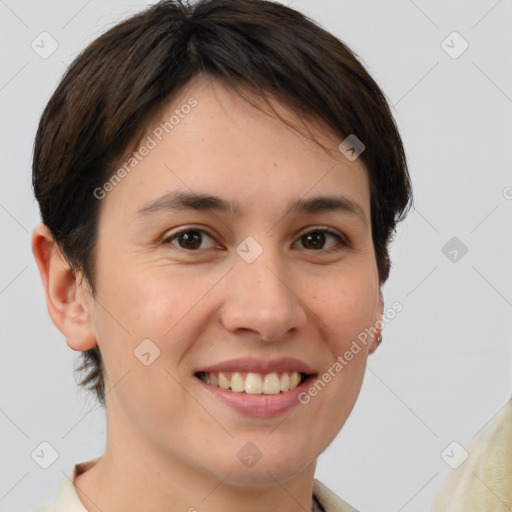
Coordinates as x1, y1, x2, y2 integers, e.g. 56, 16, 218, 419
32, 73, 383, 512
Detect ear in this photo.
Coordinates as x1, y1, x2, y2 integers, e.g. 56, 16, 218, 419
31, 223, 97, 352
368, 291, 384, 354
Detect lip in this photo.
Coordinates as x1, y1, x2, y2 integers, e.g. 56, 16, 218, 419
193, 357, 317, 418
194, 357, 316, 375
196, 374, 315, 418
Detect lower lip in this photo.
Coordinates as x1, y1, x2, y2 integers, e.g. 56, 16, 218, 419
196, 376, 315, 418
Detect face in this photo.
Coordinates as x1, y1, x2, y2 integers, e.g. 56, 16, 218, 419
82, 74, 383, 486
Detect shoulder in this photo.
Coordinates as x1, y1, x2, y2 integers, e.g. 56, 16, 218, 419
313, 479, 360, 512
432, 398, 512, 511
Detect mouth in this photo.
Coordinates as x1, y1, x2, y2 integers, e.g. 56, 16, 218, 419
194, 370, 314, 395
193, 358, 318, 417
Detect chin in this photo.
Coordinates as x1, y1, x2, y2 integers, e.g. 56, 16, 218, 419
208, 443, 315, 487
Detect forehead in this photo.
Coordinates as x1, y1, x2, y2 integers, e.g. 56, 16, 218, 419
100, 74, 371, 223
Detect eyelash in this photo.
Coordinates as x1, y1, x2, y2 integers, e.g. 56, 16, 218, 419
161, 226, 349, 253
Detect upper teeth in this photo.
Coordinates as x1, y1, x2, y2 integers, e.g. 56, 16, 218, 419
198, 371, 303, 395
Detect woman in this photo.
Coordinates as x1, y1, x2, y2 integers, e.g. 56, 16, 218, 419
30, 0, 413, 510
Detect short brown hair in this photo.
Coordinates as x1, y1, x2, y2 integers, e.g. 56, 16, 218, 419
32, 0, 413, 407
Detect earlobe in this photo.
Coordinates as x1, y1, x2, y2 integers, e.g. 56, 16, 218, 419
31, 223, 97, 352
368, 292, 384, 354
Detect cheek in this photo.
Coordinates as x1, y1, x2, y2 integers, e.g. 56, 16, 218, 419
90, 260, 221, 411
294, 274, 377, 431
314, 273, 379, 354
97, 253, 213, 337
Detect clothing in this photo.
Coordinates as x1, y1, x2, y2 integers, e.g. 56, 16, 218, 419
33, 458, 359, 512
432, 398, 512, 511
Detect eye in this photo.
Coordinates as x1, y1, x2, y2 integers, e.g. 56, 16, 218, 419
295, 228, 348, 252
163, 228, 217, 251
162, 226, 349, 253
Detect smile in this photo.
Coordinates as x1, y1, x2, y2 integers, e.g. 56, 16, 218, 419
195, 371, 310, 395
193, 357, 317, 416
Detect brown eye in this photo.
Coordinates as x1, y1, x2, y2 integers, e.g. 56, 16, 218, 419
297, 229, 346, 251
301, 231, 326, 250
164, 228, 216, 251
177, 230, 202, 250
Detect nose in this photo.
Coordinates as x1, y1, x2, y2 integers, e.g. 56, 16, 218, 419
219, 243, 307, 343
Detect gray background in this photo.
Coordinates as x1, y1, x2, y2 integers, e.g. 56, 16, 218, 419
1, 1, 511, 511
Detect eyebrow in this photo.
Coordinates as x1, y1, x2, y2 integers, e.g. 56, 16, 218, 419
136, 191, 368, 226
